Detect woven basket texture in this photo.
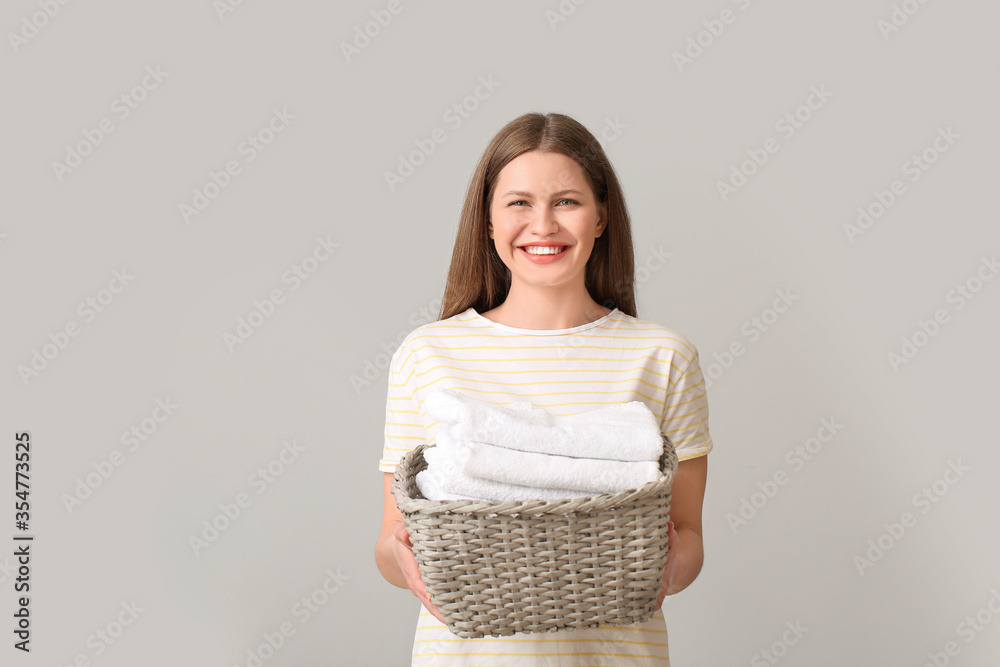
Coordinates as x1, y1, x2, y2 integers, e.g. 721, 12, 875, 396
391, 433, 678, 638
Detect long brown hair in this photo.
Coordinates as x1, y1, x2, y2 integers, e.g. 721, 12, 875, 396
438, 112, 637, 320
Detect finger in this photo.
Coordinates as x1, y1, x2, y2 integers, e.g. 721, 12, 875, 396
396, 545, 431, 603
393, 539, 423, 595
394, 522, 410, 546
427, 598, 446, 625
402, 555, 425, 595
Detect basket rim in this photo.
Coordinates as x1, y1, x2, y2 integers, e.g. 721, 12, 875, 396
392, 434, 678, 516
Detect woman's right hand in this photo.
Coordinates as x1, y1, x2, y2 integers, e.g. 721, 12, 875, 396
392, 522, 448, 626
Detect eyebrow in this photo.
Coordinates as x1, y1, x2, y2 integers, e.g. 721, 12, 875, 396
501, 189, 584, 199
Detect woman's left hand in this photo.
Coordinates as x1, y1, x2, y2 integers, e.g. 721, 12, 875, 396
654, 520, 680, 610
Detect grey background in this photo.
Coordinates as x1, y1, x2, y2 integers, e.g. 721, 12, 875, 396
2, 1, 998, 665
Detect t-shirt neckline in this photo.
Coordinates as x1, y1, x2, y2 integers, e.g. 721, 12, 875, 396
469, 307, 619, 335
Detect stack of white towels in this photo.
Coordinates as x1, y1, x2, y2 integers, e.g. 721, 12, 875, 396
415, 388, 665, 502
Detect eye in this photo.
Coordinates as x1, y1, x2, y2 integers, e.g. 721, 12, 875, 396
556, 199, 580, 206
507, 200, 529, 207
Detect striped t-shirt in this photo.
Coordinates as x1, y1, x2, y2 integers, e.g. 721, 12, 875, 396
380, 306, 713, 666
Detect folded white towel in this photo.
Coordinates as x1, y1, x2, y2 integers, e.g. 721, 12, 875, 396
435, 429, 661, 495
423, 388, 663, 461
414, 469, 476, 500
417, 444, 592, 502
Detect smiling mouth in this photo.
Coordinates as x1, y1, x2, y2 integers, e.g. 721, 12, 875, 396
519, 245, 569, 256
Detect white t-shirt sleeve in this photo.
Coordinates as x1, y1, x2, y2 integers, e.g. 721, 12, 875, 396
378, 341, 427, 473
660, 344, 713, 461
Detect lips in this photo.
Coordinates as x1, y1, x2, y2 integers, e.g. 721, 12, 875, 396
516, 244, 570, 263
517, 243, 569, 252
520, 245, 567, 255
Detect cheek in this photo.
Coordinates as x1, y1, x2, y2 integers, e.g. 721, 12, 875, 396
489, 215, 518, 238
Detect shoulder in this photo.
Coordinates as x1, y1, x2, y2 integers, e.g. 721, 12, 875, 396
610, 310, 699, 362
392, 307, 478, 363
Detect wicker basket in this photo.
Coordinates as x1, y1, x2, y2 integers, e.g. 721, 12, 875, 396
391, 433, 678, 638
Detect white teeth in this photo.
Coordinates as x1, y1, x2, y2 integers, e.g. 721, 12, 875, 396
523, 246, 566, 255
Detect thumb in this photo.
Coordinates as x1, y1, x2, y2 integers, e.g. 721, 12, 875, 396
394, 521, 410, 546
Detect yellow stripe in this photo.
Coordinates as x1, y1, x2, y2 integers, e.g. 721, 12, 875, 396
411, 368, 676, 391
672, 431, 711, 445
661, 402, 708, 422
384, 420, 421, 428
678, 447, 710, 461
664, 376, 704, 398
402, 344, 691, 369
416, 613, 667, 634
414, 313, 697, 355
663, 392, 707, 411
664, 412, 709, 435
409, 359, 683, 382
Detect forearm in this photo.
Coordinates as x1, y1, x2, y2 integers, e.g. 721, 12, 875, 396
375, 525, 408, 589
666, 525, 704, 595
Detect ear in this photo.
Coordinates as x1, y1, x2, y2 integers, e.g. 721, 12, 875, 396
487, 220, 493, 238
596, 205, 608, 237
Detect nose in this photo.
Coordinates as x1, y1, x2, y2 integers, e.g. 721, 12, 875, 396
527, 200, 559, 236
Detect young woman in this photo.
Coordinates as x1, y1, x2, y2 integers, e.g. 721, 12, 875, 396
374, 112, 712, 666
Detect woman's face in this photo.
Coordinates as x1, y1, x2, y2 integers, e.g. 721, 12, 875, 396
487, 150, 607, 292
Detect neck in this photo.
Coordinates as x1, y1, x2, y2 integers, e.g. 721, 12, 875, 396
487, 284, 612, 330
